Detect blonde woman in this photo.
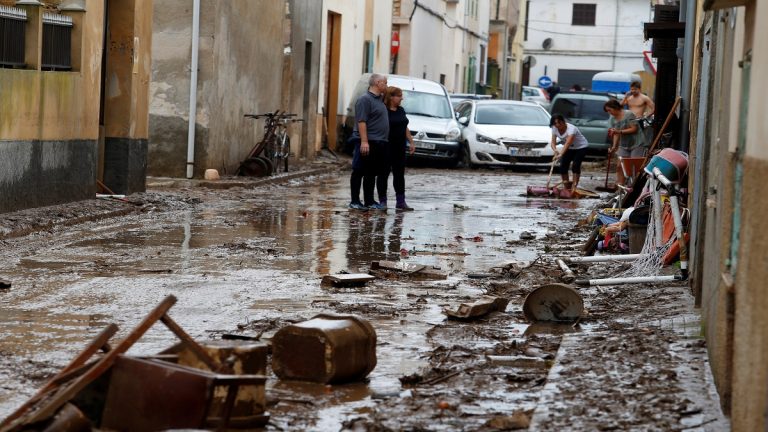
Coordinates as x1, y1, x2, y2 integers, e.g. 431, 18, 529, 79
377, 86, 416, 211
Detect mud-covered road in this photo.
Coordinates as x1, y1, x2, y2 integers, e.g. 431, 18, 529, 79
0, 166, 728, 431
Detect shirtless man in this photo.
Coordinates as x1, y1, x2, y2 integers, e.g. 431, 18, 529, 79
621, 81, 655, 119
621, 81, 655, 145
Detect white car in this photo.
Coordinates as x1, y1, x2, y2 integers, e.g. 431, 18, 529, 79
522, 85, 551, 110
454, 100, 558, 168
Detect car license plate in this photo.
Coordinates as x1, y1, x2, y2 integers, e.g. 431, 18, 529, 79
509, 148, 538, 156
415, 141, 436, 150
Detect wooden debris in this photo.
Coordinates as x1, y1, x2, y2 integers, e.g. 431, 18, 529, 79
0, 295, 266, 432
486, 355, 549, 369
370, 260, 448, 280
321, 273, 376, 287
444, 297, 509, 321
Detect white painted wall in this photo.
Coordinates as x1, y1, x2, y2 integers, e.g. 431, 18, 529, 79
523, 0, 651, 85
318, 0, 392, 117
399, 0, 490, 93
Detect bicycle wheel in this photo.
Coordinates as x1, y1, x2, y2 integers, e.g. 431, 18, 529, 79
256, 156, 274, 176
240, 157, 270, 177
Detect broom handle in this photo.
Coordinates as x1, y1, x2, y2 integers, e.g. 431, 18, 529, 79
546, 157, 557, 189
642, 96, 681, 166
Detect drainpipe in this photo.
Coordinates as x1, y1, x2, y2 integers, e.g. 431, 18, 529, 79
611, 0, 619, 70
679, 0, 696, 154
186, 0, 201, 179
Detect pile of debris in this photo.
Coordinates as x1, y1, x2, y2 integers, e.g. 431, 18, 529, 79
0, 295, 381, 432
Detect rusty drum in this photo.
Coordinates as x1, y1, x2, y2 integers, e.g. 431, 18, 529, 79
272, 314, 377, 384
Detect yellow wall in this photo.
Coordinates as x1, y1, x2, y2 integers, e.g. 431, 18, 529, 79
0, 0, 104, 141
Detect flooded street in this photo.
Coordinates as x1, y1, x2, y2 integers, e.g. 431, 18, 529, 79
0, 167, 727, 430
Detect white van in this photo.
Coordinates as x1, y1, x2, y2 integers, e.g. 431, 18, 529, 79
343, 74, 462, 165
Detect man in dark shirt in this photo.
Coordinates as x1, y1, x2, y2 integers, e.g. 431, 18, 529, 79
349, 73, 389, 210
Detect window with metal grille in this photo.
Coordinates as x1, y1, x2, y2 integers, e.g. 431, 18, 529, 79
0, 5, 26, 68
572, 3, 596, 26
41, 12, 72, 71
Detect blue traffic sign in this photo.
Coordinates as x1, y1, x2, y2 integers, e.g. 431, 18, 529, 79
538, 75, 552, 88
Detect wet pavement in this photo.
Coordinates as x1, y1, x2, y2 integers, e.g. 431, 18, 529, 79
0, 166, 729, 430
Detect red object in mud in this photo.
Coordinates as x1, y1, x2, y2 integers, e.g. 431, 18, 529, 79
525, 186, 575, 199
472, 236, 483, 242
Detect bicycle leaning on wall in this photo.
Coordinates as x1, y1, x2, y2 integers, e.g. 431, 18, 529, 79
239, 111, 303, 177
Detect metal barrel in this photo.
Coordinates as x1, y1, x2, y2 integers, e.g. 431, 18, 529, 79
272, 314, 377, 384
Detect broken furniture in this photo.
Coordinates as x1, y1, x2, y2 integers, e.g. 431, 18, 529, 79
164, 339, 270, 423
100, 355, 266, 431
321, 273, 376, 287
444, 297, 509, 321
0, 295, 269, 432
272, 314, 377, 384
522, 284, 584, 323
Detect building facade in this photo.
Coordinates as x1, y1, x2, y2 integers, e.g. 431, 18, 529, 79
321, 0, 392, 151
522, 0, 651, 90
488, 0, 525, 99
0, 0, 153, 213
688, 1, 768, 430
392, 0, 490, 95
149, 0, 290, 178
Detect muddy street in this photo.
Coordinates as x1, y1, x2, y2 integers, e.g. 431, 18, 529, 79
0, 166, 727, 431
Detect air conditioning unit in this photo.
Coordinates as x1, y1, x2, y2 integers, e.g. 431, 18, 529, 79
445, 0, 460, 3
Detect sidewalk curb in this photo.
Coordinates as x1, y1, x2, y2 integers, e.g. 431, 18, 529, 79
147, 164, 346, 190
1, 164, 346, 241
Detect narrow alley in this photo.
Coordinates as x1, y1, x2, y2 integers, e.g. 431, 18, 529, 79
0, 167, 727, 430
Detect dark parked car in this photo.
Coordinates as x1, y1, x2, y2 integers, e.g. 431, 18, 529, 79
549, 91, 615, 158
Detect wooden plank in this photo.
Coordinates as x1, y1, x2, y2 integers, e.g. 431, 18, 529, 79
370, 261, 448, 280
10, 296, 178, 429
0, 324, 117, 428
160, 314, 229, 373
444, 297, 509, 321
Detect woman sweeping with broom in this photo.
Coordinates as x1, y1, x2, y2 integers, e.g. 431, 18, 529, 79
550, 114, 589, 193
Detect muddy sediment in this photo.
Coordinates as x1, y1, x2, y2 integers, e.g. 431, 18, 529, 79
0, 167, 727, 430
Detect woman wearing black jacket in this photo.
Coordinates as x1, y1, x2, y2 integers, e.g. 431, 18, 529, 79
377, 86, 416, 211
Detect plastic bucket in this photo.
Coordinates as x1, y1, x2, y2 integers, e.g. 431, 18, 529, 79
644, 148, 689, 183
